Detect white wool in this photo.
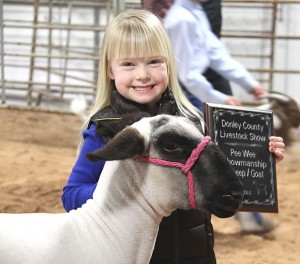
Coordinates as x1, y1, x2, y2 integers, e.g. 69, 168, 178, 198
0, 115, 242, 264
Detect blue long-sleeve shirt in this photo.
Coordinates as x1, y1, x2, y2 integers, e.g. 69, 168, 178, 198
62, 124, 106, 212
164, 0, 259, 104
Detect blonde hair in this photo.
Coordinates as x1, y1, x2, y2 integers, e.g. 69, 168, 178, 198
78, 9, 201, 151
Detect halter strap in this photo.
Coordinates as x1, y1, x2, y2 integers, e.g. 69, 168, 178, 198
140, 136, 211, 209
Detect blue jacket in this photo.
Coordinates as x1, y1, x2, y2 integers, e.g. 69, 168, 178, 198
62, 124, 105, 212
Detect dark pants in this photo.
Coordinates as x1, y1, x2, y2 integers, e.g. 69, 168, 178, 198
182, 86, 205, 113
203, 68, 232, 96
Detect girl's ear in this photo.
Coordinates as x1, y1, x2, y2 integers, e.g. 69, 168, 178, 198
108, 66, 115, 80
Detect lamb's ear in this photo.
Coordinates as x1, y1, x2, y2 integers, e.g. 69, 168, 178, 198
87, 127, 145, 161
95, 111, 151, 138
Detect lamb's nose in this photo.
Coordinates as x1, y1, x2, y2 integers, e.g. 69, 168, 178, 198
228, 181, 245, 201
230, 190, 244, 201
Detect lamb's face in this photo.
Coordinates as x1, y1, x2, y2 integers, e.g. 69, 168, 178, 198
87, 114, 244, 218
134, 115, 244, 218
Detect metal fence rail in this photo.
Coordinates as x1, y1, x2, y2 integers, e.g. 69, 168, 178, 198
0, 0, 299, 110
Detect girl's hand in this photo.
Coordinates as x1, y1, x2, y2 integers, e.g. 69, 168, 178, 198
269, 136, 285, 163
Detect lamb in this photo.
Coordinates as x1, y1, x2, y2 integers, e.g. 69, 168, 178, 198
0, 114, 244, 264
257, 91, 300, 145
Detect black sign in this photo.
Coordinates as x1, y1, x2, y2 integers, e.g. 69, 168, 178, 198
204, 103, 278, 213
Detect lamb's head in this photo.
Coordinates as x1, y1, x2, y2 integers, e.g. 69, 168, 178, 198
260, 91, 300, 128
87, 115, 244, 218
258, 91, 300, 145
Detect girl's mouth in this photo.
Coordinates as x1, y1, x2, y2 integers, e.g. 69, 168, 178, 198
133, 85, 154, 91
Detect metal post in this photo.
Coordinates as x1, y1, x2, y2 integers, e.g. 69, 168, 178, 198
269, 2, 278, 90
0, 0, 5, 104
28, 0, 39, 106
93, 5, 100, 88
60, 1, 73, 98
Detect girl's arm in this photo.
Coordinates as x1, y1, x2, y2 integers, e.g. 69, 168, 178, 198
269, 136, 285, 163
61, 124, 106, 212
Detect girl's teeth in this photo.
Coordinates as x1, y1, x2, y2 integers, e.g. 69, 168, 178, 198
135, 86, 151, 91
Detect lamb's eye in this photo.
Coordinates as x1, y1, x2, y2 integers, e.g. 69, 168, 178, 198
163, 142, 182, 152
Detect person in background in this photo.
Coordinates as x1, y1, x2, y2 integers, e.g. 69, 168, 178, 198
164, 0, 265, 112
201, 0, 232, 96
144, 0, 281, 234
142, 0, 174, 18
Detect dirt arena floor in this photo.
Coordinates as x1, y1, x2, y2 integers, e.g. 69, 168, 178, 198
0, 108, 299, 264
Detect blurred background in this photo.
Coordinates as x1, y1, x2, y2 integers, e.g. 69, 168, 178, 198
1, 0, 300, 111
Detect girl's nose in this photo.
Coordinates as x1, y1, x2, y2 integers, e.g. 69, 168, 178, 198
136, 65, 150, 80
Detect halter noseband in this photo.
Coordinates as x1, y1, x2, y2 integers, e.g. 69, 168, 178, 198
140, 136, 211, 209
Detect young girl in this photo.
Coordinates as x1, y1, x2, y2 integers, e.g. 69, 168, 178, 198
62, 9, 285, 264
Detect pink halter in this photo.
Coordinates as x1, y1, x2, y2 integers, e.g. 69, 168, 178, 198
140, 136, 211, 209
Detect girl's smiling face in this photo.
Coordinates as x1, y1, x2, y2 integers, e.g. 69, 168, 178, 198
109, 55, 168, 108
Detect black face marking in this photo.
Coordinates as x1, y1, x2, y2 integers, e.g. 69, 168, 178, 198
154, 130, 197, 163
150, 116, 170, 131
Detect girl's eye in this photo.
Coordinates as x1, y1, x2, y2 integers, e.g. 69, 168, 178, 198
149, 59, 163, 65
122, 62, 134, 67
149, 60, 159, 64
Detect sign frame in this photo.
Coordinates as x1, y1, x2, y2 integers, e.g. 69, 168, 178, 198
204, 103, 278, 213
